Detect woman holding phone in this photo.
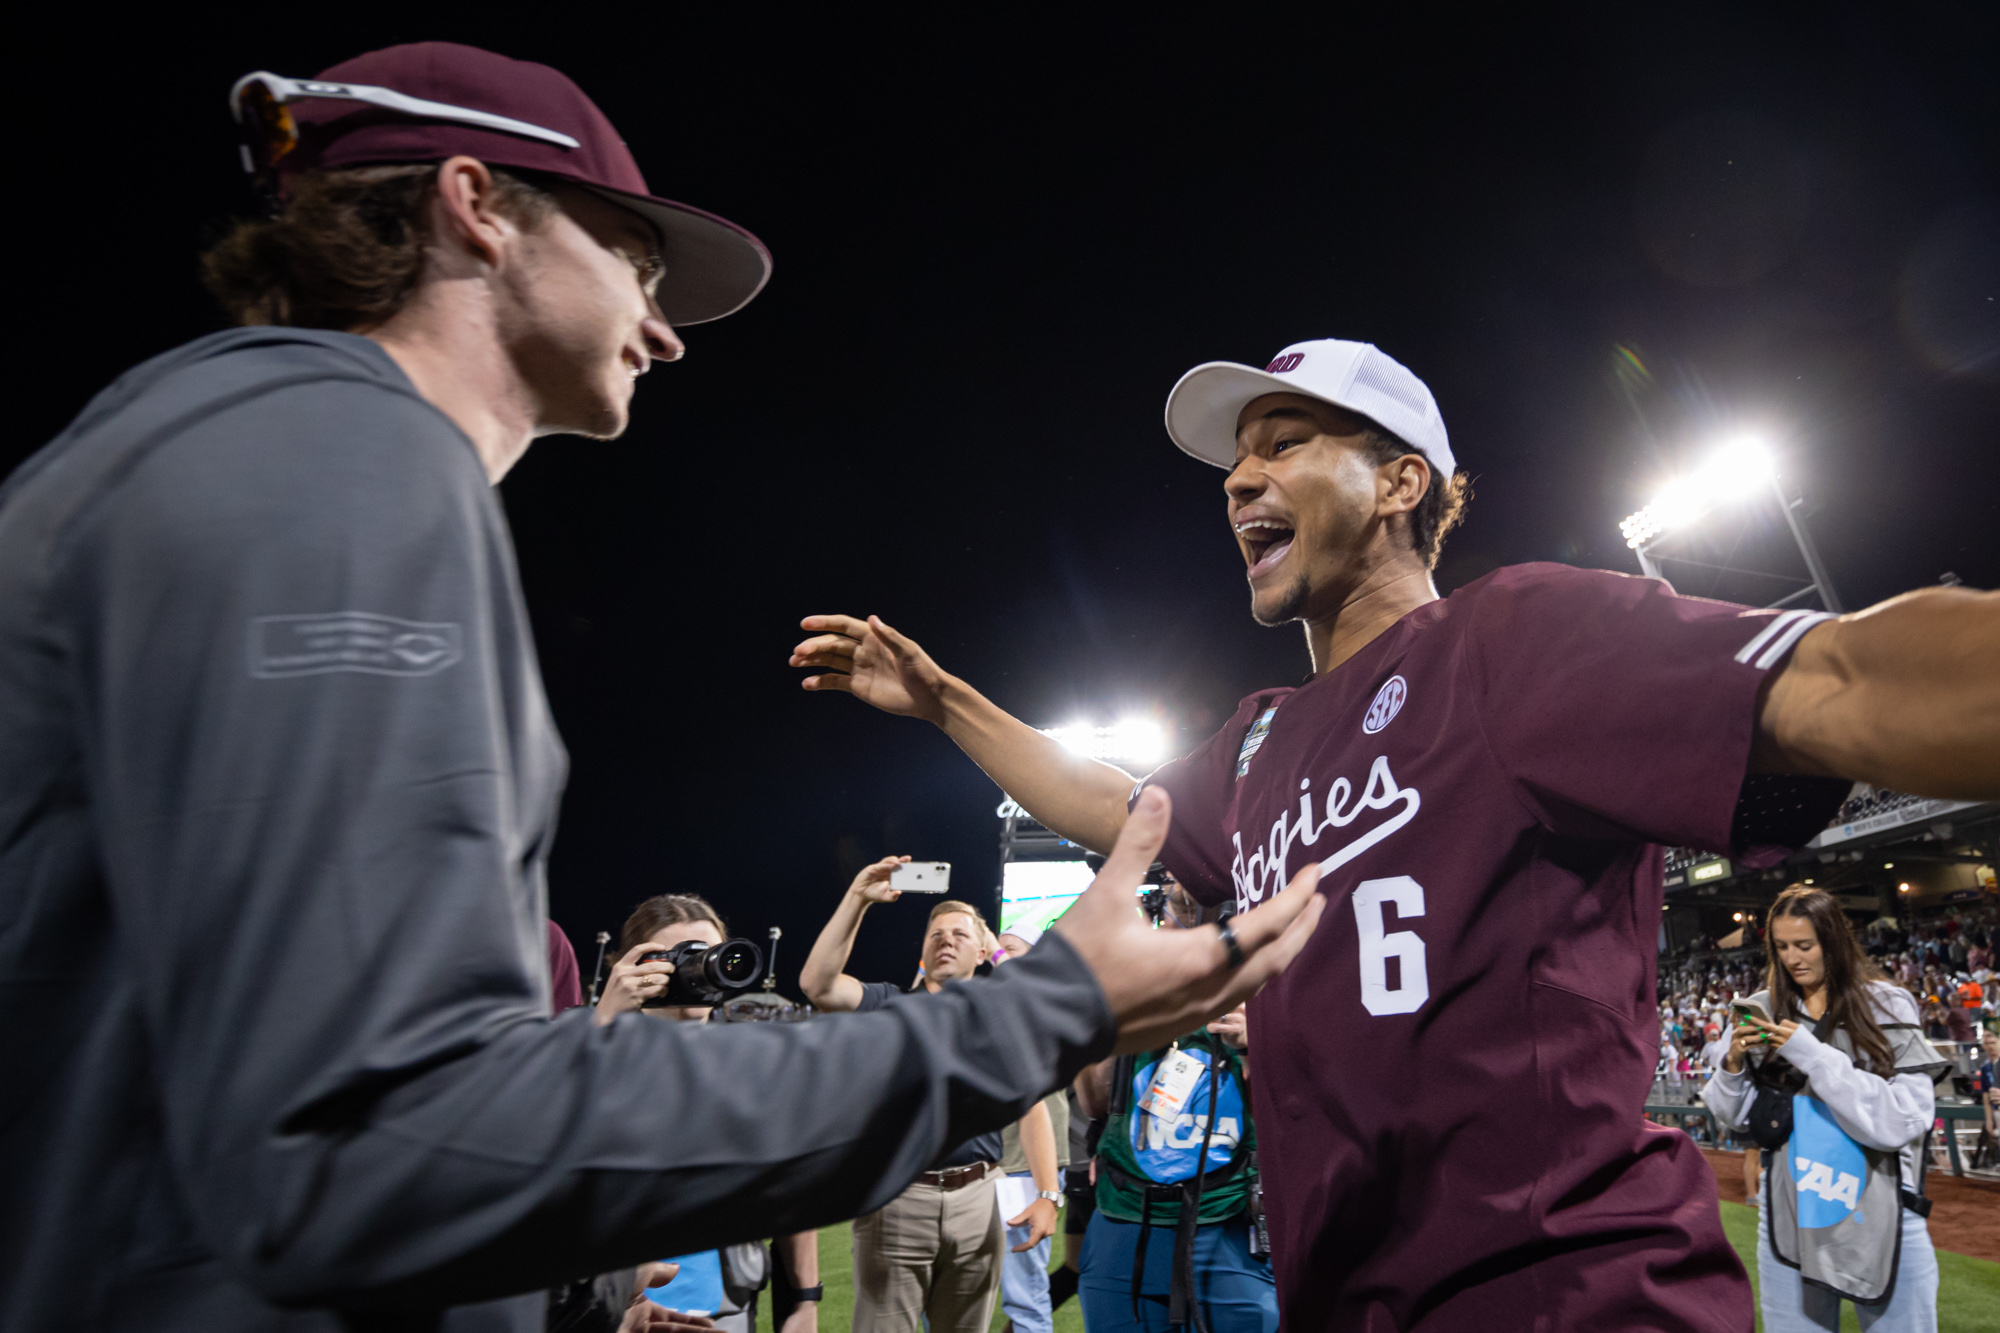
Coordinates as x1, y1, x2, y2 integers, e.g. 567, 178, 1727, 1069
1703, 887, 1948, 1332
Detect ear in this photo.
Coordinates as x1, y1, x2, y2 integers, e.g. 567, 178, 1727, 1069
1375, 452, 1432, 520
431, 155, 516, 268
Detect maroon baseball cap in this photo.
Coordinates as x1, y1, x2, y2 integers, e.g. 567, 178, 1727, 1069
266, 42, 770, 326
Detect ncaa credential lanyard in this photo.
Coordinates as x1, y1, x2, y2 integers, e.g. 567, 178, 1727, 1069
1133, 1038, 1228, 1333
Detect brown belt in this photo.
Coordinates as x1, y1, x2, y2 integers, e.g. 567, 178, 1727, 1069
918, 1160, 996, 1191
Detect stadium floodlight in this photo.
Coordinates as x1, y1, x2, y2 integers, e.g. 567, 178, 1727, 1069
1620, 435, 1775, 550
999, 721, 1168, 931
1038, 718, 1168, 766
1619, 432, 1843, 612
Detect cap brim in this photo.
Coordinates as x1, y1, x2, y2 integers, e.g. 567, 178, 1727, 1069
1164, 361, 1327, 468
582, 184, 772, 326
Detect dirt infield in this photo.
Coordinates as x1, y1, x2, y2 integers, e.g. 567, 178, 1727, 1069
1699, 1147, 2000, 1263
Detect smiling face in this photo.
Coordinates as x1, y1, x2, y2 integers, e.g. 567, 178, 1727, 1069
922, 909, 984, 984
499, 183, 682, 441
1770, 914, 1826, 995
1226, 393, 1432, 627
641, 918, 725, 1023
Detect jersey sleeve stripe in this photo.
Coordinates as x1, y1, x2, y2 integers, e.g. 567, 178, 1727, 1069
1733, 609, 1810, 665
1732, 609, 1829, 668
1751, 612, 1834, 670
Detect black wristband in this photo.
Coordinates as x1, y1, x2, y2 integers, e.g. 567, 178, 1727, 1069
1216, 920, 1246, 969
782, 1285, 824, 1303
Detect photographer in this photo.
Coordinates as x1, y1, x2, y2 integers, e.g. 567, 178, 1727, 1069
802, 863, 1066, 1333
594, 895, 819, 1333
0, 39, 1327, 1331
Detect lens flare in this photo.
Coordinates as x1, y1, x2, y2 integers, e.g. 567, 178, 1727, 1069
1621, 434, 1778, 549
1039, 719, 1167, 764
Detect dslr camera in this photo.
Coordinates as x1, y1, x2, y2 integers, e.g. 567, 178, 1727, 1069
640, 937, 765, 1007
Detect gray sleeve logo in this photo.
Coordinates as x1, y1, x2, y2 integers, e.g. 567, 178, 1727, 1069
249, 611, 464, 678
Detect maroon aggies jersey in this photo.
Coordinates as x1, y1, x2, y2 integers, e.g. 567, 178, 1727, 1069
1144, 563, 1848, 1333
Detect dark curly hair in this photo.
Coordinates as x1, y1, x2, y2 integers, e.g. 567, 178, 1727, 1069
200, 164, 558, 330
1357, 425, 1471, 570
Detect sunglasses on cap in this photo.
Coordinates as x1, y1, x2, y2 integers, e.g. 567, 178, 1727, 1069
227, 71, 580, 178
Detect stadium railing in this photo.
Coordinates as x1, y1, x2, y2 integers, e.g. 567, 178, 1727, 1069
1643, 1102, 1992, 1178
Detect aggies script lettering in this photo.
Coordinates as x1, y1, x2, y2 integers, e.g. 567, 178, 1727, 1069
1229, 755, 1420, 913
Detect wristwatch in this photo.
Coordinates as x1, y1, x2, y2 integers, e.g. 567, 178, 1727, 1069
782, 1285, 824, 1303
1036, 1190, 1063, 1204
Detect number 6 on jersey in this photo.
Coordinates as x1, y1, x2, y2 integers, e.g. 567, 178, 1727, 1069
1352, 876, 1429, 1016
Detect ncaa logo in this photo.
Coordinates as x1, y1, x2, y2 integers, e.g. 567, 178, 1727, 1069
1362, 675, 1407, 734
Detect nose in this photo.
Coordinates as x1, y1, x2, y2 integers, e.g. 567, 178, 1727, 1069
642, 311, 684, 364
1225, 454, 1268, 507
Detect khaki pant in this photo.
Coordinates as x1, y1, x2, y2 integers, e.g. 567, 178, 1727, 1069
851, 1169, 1005, 1333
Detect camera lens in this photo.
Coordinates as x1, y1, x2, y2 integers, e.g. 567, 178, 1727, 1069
710, 940, 760, 986
638, 938, 764, 1007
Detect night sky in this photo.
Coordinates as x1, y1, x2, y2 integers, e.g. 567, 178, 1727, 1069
19, 8, 1997, 993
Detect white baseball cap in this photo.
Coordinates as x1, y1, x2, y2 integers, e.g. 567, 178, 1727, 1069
1164, 339, 1455, 481
999, 921, 1044, 949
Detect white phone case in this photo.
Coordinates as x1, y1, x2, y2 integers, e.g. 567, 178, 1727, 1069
891, 862, 951, 894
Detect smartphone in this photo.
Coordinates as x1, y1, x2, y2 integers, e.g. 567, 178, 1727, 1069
890, 862, 951, 894
1730, 998, 1771, 1025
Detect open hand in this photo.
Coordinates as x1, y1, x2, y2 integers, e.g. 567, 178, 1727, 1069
792, 615, 950, 724
1054, 787, 1324, 1054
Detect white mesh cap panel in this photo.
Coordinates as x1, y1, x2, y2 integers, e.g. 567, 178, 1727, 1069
1345, 346, 1454, 478
1349, 351, 1429, 419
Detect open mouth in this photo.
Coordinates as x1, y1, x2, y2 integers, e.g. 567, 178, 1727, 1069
1235, 518, 1296, 577
621, 349, 647, 380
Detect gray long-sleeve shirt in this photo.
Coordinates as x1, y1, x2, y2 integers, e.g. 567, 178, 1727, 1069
1700, 983, 1942, 1192
0, 329, 1114, 1331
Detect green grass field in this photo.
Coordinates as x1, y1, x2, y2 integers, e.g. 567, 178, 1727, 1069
757, 1205, 1999, 1333
1716, 1201, 2000, 1333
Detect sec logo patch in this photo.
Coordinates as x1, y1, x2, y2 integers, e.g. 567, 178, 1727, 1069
1363, 675, 1407, 734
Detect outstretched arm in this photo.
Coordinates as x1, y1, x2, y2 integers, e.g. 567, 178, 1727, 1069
1754, 586, 2000, 798
73, 388, 1326, 1316
791, 615, 1134, 852
799, 856, 907, 1012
